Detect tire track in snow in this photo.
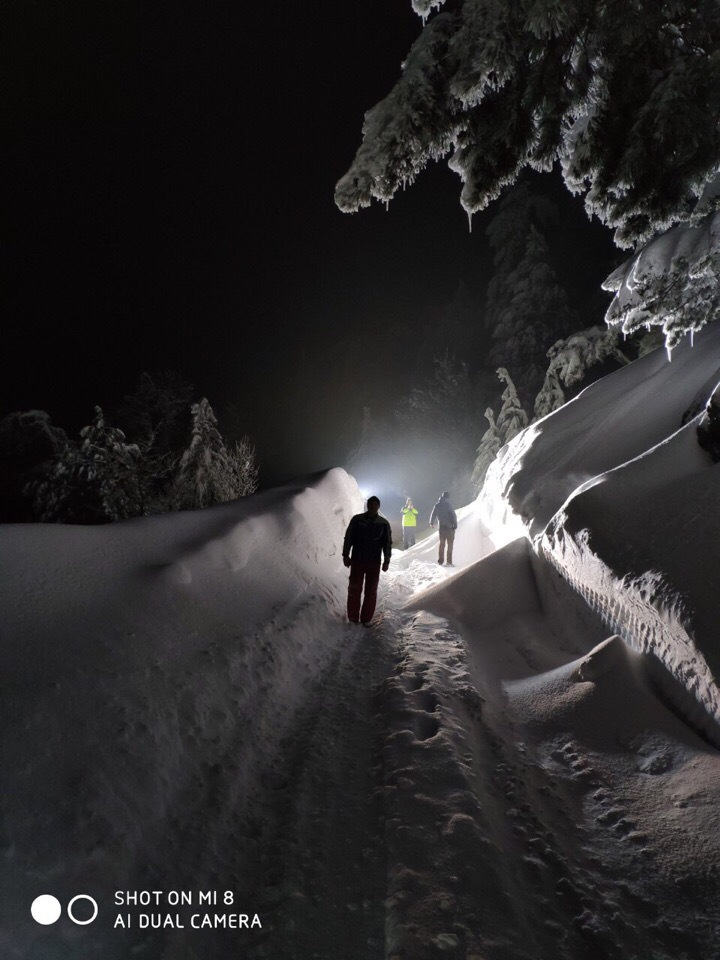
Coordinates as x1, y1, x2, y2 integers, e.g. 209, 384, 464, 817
241, 619, 397, 960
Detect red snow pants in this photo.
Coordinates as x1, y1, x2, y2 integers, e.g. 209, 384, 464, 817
347, 560, 381, 624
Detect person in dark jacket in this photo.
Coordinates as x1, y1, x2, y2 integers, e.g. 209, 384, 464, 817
429, 491, 457, 566
343, 495, 392, 626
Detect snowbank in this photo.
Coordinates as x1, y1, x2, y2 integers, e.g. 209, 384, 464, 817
479, 324, 720, 740
0, 468, 361, 959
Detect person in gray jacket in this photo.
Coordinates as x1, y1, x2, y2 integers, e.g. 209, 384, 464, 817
429, 491, 457, 566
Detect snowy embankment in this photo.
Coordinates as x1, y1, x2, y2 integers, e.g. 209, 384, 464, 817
386, 328, 720, 959
480, 323, 720, 743
0, 469, 363, 959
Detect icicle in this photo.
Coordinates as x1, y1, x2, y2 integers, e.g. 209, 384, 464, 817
385, 200, 389, 212
467, 210, 473, 234
666, 342, 673, 362
421, 13, 428, 26
690, 328, 695, 347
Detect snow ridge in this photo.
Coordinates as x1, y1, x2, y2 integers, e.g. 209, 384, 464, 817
540, 519, 720, 746
479, 331, 720, 746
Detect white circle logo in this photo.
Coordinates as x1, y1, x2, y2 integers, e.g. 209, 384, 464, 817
31, 895, 62, 925
67, 894, 99, 925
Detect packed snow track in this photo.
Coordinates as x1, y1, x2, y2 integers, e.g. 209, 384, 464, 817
4, 325, 720, 960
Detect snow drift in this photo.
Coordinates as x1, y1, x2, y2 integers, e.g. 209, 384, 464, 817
0, 469, 362, 959
480, 323, 720, 742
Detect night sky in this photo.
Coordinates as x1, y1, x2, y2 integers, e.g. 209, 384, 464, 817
4, 1, 618, 486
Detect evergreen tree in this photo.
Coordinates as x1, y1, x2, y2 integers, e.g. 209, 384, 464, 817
337, 0, 720, 247
116, 370, 194, 456
32, 407, 142, 523
173, 398, 258, 509
0, 410, 68, 522
415, 280, 485, 377
533, 368, 565, 421
337, 0, 720, 348
348, 406, 384, 470
531, 326, 631, 420
115, 370, 194, 512
485, 183, 578, 405
544, 326, 631, 390
471, 407, 501, 492
604, 211, 720, 351
496, 368, 529, 446
226, 437, 259, 498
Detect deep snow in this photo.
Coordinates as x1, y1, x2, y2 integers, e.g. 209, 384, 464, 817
2, 335, 720, 959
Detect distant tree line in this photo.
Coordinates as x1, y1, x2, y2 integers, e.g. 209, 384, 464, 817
0, 372, 258, 524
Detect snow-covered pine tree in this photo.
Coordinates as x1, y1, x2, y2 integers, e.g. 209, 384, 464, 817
337, 1, 720, 348
533, 367, 565, 421
173, 398, 256, 509
226, 437, 259, 498
544, 326, 631, 391
603, 209, 720, 352
485, 183, 578, 406
530, 325, 631, 421
116, 370, 194, 456
32, 407, 142, 523
116, 371, 195, 512
471, 407, 501, 492
0, 410, 68, 521
496, 368, 529, 447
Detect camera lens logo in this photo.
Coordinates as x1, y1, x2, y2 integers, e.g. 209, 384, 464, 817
31, 895, 98, 925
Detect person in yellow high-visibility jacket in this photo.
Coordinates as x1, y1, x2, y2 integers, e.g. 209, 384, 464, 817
401, 497, 419, 549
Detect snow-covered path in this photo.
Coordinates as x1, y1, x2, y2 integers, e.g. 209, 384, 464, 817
391, 548, 720, 960
203, 544, 720, 960
242, 621, 391, 959
2, 514, 720, 960
4, 318, 720, 960
373, 556, 713, 959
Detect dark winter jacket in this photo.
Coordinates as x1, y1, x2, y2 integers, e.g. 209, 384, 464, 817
343, 511, 392, 564
430, 496, 457, 529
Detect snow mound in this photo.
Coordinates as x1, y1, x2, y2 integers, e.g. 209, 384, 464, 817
485, 321, 720, 540
403, 538, 540, 629
506, 634, 703, 753
0, 468, 362, 959
403, 538, 606, 687
478, 324, 720, 741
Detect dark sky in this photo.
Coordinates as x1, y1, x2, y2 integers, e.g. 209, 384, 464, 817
3, 1, 618, 485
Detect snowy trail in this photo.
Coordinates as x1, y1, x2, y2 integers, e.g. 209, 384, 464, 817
3, 460, 720, 959
241, 621, 392, 960
209, 544, 720, 960
387, 547, 720, 960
